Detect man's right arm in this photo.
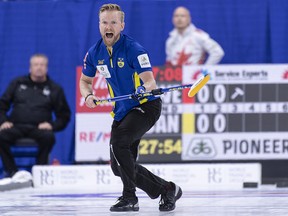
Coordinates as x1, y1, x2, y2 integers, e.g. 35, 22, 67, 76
0, 79, 17, 125
79, 73, 98, 108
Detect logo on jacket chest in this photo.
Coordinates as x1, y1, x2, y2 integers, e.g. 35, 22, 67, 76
98, 59, 105, 65
19, 84, 27, 91
96, 65, 111, 78
43, 86, 51, 96
117, 58, 124, 68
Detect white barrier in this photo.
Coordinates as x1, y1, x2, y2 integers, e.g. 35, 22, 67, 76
32, 163, 261, 191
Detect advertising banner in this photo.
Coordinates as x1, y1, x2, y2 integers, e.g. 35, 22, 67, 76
33, 163, 261, 191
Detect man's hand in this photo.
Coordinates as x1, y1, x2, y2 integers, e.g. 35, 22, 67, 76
38, 122, 53, 130
0, 121, 13, 131
85, 94, 99, 108
132, 86, 146, 100
80, 74, 98, 108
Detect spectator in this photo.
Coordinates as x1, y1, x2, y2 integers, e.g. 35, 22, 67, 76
0, 54, 71, 183
166, 6, 225, 66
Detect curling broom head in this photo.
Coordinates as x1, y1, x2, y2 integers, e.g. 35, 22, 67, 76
188, 73, 210, 97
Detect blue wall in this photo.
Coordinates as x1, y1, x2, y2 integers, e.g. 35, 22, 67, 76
0, 0, 288, 164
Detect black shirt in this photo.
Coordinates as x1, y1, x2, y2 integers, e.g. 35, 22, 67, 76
0, 75, 71, 131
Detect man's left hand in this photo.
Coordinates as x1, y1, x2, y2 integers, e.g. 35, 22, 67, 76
38, 122, 53, 130
132, 86, 146, 100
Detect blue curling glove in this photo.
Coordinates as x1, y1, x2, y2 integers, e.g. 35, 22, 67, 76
132, 86, 146, 100
201, 69, 208, 76
136, 86, 146, 94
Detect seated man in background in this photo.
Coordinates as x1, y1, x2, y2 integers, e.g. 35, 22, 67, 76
0, 53, 71, 182
166, 6, 225, 66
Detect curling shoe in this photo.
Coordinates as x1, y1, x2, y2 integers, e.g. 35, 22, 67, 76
110, 196, 139, 212
159, 182, 182, 211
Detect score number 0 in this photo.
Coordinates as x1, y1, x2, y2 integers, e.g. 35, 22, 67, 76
197, 84, 227, 133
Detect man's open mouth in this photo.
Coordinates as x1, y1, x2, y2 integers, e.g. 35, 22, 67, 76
106, 33, 113, 38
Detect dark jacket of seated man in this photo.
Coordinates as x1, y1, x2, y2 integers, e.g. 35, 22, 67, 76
0, 54, 71, 178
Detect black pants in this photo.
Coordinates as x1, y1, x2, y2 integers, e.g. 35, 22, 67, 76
0, 124, 55, 177
110, 98, 169, 199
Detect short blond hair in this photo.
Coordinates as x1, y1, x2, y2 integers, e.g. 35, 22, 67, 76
99, 3, 125, 23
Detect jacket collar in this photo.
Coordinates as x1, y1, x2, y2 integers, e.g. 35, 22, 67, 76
169, 24, 196, 38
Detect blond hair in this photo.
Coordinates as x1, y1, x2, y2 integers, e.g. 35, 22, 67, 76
99, 3, 125, 23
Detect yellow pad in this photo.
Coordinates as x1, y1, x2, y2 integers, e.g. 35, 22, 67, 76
188, 74, 210, 97
182, 113, 195, 134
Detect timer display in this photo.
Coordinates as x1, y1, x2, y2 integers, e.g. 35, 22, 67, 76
139, 138, 181, 162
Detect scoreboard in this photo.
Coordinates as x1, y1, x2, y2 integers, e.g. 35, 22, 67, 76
194, 83, 288, 133
138, 64, 288, 163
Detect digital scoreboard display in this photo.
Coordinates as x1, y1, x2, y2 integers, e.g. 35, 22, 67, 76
138, 64, 288, 163
194, 83, 288, 133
